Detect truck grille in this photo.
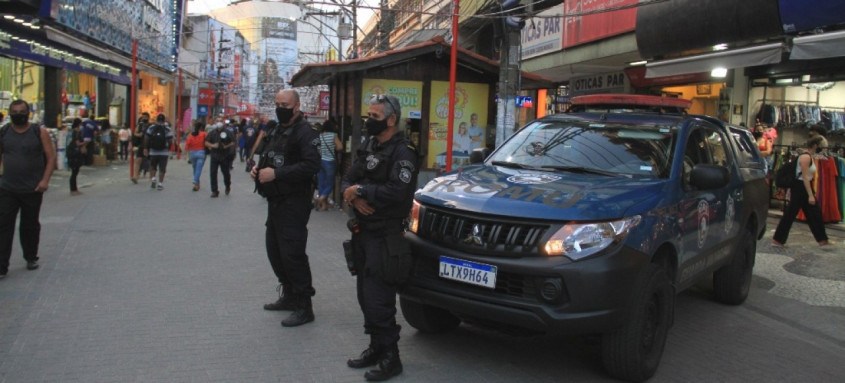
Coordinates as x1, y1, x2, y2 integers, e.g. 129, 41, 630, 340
418, 206, 550, 256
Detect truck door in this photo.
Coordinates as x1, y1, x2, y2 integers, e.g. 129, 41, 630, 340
677, 124, 731, 284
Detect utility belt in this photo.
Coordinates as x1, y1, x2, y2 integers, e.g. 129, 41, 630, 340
344, 217, 412, 284
356, 218, 408, 234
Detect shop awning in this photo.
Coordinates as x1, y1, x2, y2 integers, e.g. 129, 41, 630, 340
791, 30, 845, 60
645, 43, 785, 78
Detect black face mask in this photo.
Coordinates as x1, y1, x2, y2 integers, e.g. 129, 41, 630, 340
365, 117, 389, 136
10, 114, 28, 126
752, 131, 763, 139
815, 147, 824, 154
276, 107, 294, 124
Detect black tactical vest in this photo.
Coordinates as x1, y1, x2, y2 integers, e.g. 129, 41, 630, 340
256, 126, 291, 198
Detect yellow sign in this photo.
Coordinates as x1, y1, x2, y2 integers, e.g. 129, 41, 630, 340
361, 78, 423, 119
427, 81, 489, 169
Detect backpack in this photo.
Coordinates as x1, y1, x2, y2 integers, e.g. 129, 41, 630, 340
66, 130, 80, 158
148, 124, 168, 150
774, 153, 807, 188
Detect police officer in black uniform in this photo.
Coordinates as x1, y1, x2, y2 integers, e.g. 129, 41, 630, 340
342, 94, 419, 381
251, 89, 321, 327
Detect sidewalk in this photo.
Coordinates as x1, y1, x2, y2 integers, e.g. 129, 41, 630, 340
1, 160, 843, 382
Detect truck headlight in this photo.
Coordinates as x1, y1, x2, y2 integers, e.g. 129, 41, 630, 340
544, 216, 641, 260
408, 200, 421, 234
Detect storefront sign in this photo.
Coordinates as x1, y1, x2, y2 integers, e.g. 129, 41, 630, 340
564, 0, 637, 48
0, 34, 129, 84
361, 79, 423, 119
624, 66, 711, 89
319, 91, 330, 111
521, 6, 564, 59
198, 89, 215, 105
428, 81, 490, 169
570, 71, 628, 95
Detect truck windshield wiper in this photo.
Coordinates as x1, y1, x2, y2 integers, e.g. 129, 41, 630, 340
491, 161, 546, 171
541, 165, 629, 178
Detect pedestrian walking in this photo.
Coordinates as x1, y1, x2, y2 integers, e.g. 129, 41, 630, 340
100, 120, 113, 161
131, 113, 150, 184
81, 116, 98, 166
186, 121, 207, 191
0, 100, 57, 279
316, 118, 343, 211
772, 136, 831, 247
341, 94, 419, 381
144, 114, 173, 191
205, 121, 235, 197
67, 118, 86, 196
252, 89, 321, 327
118, 124, 130, 161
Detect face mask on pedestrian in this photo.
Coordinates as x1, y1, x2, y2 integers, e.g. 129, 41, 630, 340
276, 107, 294, 124
10, 113, 28, 126
752, 131, 763, 139
365, 116, 389, 136
815, 147, 824, 154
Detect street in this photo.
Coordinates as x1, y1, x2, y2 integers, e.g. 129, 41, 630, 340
1, 160, 844, 382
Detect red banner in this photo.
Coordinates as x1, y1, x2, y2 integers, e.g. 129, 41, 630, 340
564, 0, 637, 48
236, 102, 256, 117
198, 89, 215, 105
319, 91, 330, 111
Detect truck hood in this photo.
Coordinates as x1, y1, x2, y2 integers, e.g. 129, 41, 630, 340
416, 165, 666, 221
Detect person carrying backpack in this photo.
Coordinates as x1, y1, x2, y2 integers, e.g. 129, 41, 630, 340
772, 136, 831, 247
0, 100, 56, 279
143, 114, 173, 191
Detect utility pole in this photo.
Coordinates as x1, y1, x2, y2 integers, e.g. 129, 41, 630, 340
496, 0, 525, 147
213, 27, 230, 116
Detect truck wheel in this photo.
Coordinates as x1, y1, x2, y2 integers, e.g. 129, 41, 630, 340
400, 297, 460, 333
713, 227, 756, 305
602, 264, 674, 382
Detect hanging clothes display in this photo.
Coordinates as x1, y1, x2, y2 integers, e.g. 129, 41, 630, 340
755, 103, 844, 134
796, 156, 841, 223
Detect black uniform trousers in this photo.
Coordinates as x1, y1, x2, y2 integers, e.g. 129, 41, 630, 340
0, 189, 43, 272
208, 156, 231, 193
352, 221, 404, 350
773, 181, 828, 244
265, 194, 316, 297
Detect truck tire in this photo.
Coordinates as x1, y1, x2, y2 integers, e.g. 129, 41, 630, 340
713, 227, 756, 305
400, 297, 460, 333
602, 264, 674, 382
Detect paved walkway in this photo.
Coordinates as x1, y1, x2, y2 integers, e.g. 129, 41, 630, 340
1, 160, 843, 382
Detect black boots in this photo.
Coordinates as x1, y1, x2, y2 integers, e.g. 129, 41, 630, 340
363, 350, 402, 381
281, 297, 314, 327
264, 285, 296, 311
347, 344, 383, 368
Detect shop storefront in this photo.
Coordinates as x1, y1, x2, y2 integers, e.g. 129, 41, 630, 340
0, 55, 45, 124
291, 36, 550, 177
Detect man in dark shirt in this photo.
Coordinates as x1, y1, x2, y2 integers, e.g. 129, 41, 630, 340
251, 89, 321, 327
205, 121, 236, 198
0, 100, 56, 278
341, 94, 419, 381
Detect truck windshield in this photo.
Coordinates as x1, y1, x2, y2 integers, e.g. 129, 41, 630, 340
488, 120, 677, 178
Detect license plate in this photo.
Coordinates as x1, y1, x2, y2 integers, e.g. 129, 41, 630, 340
439, 256, 497, 289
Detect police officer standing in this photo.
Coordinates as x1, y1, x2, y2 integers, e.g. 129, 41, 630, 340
251, 89, 321, 327
341, 94, 418, 381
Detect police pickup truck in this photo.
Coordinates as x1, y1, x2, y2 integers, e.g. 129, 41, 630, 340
401, 94, 768, 382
